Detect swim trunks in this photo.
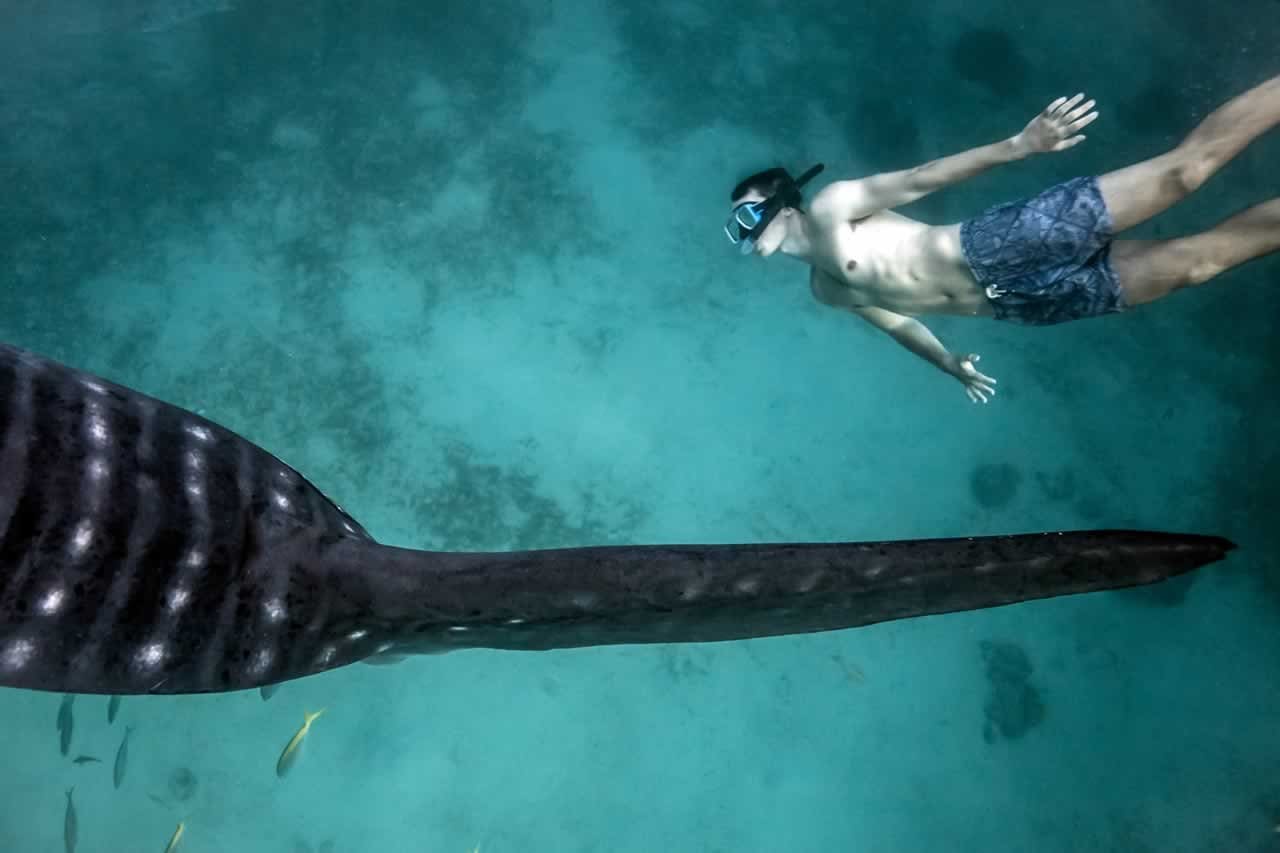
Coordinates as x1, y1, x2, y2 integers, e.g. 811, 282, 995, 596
959, 175, 1127, 325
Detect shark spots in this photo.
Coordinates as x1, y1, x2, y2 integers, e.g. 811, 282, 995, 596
69, 520, 94, 557
249, 648, 274, 676
262, 597, 286, 623
38, 587, 67, 615
2, 637, 36, 670
165, 586, 192, 614
134, 642, 166, 671
84, 401, 110, 446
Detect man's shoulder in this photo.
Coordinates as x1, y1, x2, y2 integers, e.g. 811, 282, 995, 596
808, 194, 915, 233
807, 180, 869, 221
805, 187, 864, 226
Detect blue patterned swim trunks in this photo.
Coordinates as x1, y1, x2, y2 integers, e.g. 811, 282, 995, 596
959, 175, 1127, 325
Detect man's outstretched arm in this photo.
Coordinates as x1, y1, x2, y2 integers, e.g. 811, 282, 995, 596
810, 93, 1099, 220
851, 306, 998, 403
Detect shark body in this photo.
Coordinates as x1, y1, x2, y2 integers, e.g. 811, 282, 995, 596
0, 341, 1234, 695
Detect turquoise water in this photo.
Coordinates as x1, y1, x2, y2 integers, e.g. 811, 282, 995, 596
1, 1, 1277, 850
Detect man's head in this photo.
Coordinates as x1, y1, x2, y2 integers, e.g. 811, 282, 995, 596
725, 163, 824, 257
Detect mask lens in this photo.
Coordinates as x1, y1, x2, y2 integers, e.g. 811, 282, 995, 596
725, 200, 767, 244
736, 202, 764, 229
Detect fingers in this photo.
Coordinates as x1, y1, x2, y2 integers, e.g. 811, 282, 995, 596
1051, 93, 1085, 116
1069, 113, 1099, 133
1047, 93, 1097, 127
1064, 98, 1096, 122
966, 383, 993, 403
959, 352, 996, 402
1054, 135, 1087, 150
962, 384, 993, 402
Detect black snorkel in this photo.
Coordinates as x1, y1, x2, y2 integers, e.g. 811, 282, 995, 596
734, 163, 825, 254
788, 163, 826, 202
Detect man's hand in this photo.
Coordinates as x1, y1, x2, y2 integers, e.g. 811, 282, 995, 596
947, 353, 997, 403
1011, 93, 1099, 156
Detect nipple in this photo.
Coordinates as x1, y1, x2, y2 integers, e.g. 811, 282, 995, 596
845, 260, 857, 272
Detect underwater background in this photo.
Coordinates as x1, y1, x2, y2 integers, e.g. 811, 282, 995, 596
0, 0, 1277, 850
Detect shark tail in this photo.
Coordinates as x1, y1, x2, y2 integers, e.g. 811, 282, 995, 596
329, 529, 1236, 654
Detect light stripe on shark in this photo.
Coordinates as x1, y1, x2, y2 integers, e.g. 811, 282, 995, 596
0, 341, 1236, 696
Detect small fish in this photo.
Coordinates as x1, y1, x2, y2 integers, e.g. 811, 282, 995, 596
260, 684, 280, 701
58, 697, 75, 756
63, 788, 77, 853
107, 695, 121, 725
276, 709, 325, 778
56, 694, 74, 731
72, 755, 101, 765
113, 726, 134, 789
163, 821, 185, 853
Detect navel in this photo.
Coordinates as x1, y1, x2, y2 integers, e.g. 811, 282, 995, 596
846, 260, 857, 272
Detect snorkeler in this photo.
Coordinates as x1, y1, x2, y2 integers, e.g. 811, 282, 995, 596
726, 74, 1280, 402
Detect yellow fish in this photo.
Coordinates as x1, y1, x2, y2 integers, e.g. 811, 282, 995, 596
162, 822, 185, 853
276, 709, 325, 778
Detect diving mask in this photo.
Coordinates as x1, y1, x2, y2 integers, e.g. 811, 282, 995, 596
724, 163, 825, 254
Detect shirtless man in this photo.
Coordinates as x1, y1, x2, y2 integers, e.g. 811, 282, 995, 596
726, 74, 1280, 402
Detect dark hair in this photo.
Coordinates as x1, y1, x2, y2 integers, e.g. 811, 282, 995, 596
730, 167, 791, 203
